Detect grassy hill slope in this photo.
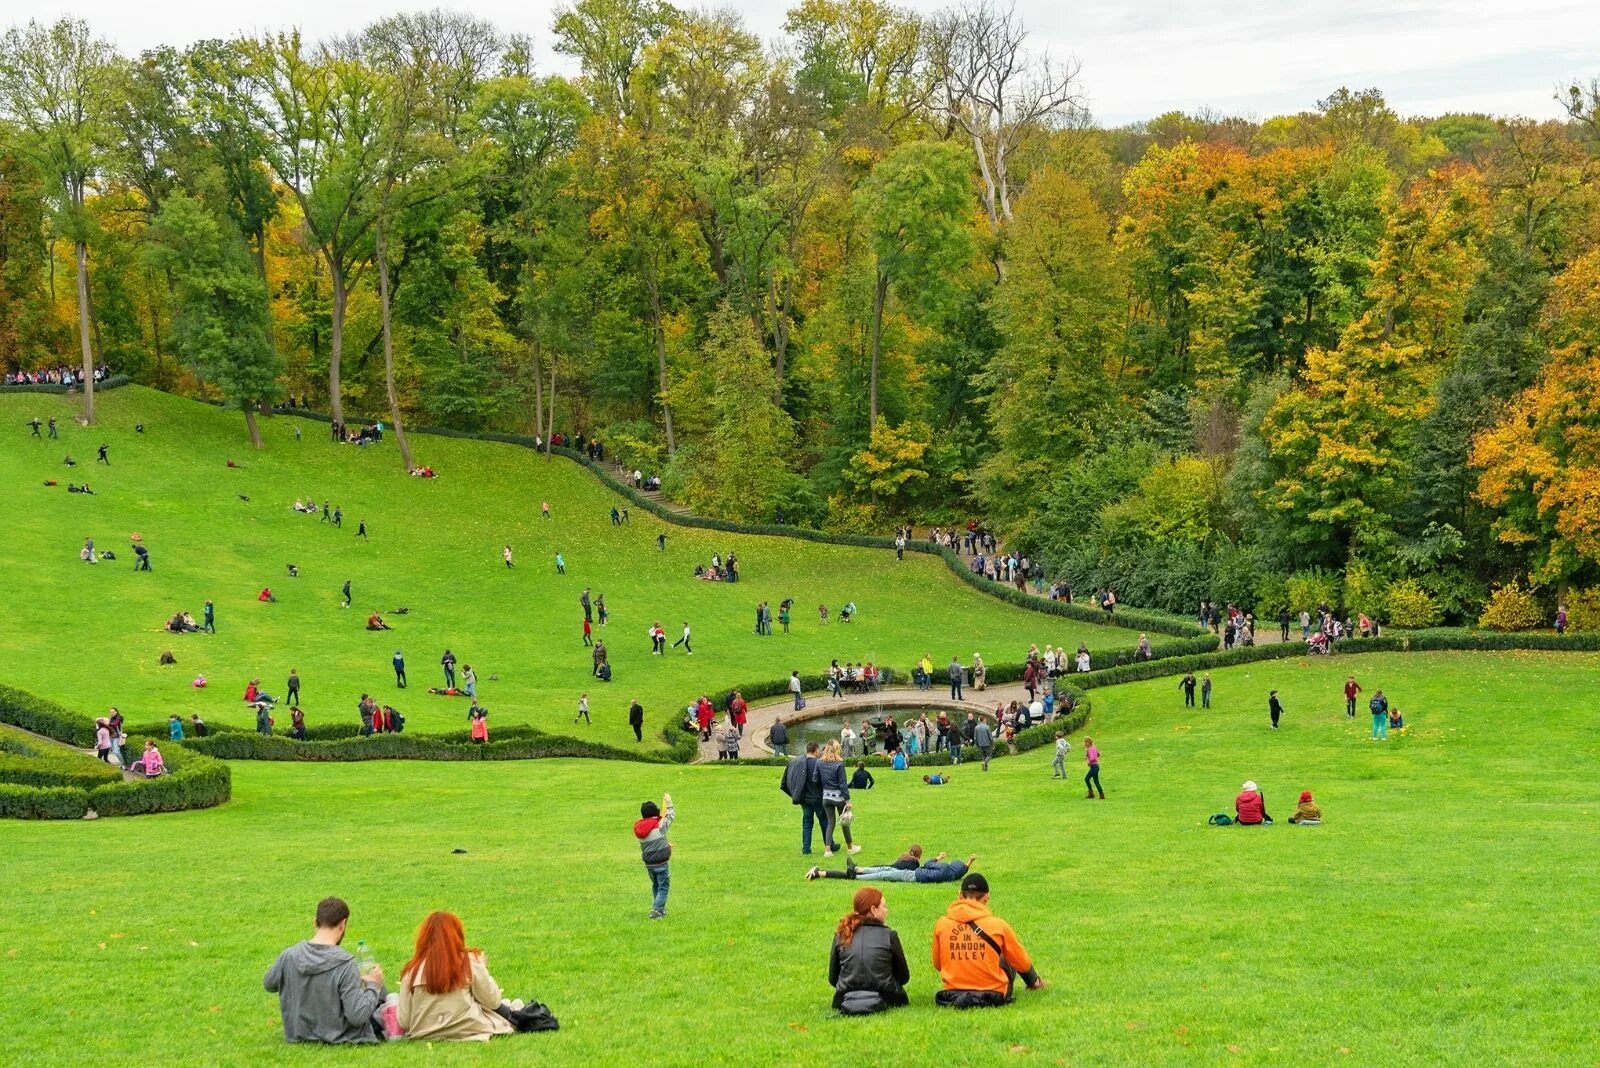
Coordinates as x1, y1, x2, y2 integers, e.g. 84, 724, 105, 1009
0, 388, 1141, 746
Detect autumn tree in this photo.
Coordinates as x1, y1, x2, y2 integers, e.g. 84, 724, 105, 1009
1471, 248, 1600, 585
0, 18, 115, 423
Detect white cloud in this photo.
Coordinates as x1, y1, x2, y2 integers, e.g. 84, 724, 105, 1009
6, 0, 1597, 124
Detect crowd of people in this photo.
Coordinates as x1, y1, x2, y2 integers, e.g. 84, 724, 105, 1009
4, 363, 112, 387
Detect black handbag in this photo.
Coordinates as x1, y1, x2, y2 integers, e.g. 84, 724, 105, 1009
507, 1001, 560, 1033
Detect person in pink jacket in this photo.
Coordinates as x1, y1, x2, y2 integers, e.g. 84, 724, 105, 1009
139, 740, 166, 777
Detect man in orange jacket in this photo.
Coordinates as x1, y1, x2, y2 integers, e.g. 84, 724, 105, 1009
931, 873, 1047, 1007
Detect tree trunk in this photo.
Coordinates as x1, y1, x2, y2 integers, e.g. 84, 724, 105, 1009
243, 406, 263, 449
544, 361, 556, 462
74, 238, 95, 425
869, 268, 888, 435
375, 222, 415, 472
530, 339, 543, 430
327, 255, 347, 427
649, 285, 676, 453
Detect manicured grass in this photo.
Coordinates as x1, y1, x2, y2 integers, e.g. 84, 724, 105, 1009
0, 388, 1138, 746
2, 650, 1595, 1064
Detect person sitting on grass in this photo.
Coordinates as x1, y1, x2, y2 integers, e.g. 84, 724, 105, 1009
264, 896, 387, 1045
932, 873, 1045, 1008
396, 912, 528, 1042
922, 773, 951, 786
1235, 781, 1272, 825
829, 887, 911, 1014
1289, 790, 1322, 825
244, 679, 276, 705
366, 613, 390, 631
850, 761, 875, 790
259, 587, 278, 603
806, 851, 975, 884
1388, 707, 1406, 733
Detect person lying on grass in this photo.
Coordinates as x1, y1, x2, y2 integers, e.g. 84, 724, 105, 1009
829, 887, 910, 1014
806, 849, 975, 884
922, 773, 952, 786
264, 896, 387, 1045
367, 613, 390, 631
933, 872, 1046, 1008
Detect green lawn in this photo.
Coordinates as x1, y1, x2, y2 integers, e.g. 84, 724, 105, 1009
0, 387, 1138, 744
2, 650, 1596, 1065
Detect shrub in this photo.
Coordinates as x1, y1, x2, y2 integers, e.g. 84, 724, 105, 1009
1564, 589, 1600, 633
1383, 579, 1442, 629
1477, 581, 1546, 632
1285, 567, 1342, 615
0, 685, 98, 747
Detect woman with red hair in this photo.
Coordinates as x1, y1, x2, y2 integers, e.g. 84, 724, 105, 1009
395, 912, 515, 1041
827, 887, 910, 1013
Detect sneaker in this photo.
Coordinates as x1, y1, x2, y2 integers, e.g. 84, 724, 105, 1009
823, 850, 834, 858
804, 867, 820, 881
509, 999, 525, 1011
648, 910, 664, 920
848, 845, 861, 855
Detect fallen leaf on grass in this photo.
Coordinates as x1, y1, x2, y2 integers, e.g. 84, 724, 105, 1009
1228, 1045, 1242, 1054
110, 932, 125, 939
788, 1023, 807, 1033
1175, 1026, 1189, 1036
190, 941, 199, 947
98, 943, 106, 950
1010, 1045, 1030, 1054
1338, 1047, 1351, 1055
1125, 1022, 1140, 1031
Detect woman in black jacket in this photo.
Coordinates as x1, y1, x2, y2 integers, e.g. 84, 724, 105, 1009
828, 887, 910, 1011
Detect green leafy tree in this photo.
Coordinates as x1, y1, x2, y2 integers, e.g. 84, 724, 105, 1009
143, 192, 278, 445
855, 139, 974, 432
681, 303, 796, 519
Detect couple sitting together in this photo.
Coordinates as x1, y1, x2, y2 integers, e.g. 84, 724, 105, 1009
264, 898, 556, 1045
826, 871, 1046, 1015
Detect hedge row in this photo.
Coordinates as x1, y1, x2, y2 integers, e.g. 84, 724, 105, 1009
0, 728, 123, 791
0, 374, 131, 395
86, 739, 232, 816
180, 723, 673, 764
0, 687, 232, 819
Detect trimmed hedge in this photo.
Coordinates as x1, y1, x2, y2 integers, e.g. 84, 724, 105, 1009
180, 723, 673, 764
0, 688, 232, 818
86, 739, 232, 816
0, 684, 99, 748
0, 782, 91, 819
0, 727, 123, 790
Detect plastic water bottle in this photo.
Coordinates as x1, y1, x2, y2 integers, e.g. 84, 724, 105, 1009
355, 940, 377, 977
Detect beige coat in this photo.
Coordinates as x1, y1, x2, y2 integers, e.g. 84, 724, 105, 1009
396, 955, 514, 1042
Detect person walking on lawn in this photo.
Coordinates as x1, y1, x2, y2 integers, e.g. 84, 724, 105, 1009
635, 793, 674, 919
1180, 672, 1197, 707
392, 650, 407, 688
1344, 676, 1362, 718
1269, 690, 1284, 730
1201, 673, 1212, 709
948, 657, 965, 701
1370, 689, 1389, 740
1084, 737, 1104, 798
782, 741, 826, 855
629, 698, 645, 742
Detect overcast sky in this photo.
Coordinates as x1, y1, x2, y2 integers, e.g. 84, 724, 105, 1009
9, 0, 1598, 125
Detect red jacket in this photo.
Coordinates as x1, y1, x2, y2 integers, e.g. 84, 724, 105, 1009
695, 700, 714, 729
731, 699, 748, 726
1235, 790, 1265, 824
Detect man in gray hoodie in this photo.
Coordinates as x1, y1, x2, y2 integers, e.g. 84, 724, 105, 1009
974, 717, 994, 771
263, 897, 387, 1044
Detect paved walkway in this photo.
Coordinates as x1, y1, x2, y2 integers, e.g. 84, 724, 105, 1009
696, 680, 1043, 760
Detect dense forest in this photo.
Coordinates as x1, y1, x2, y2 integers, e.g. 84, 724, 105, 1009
3, 4, 1600, 623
